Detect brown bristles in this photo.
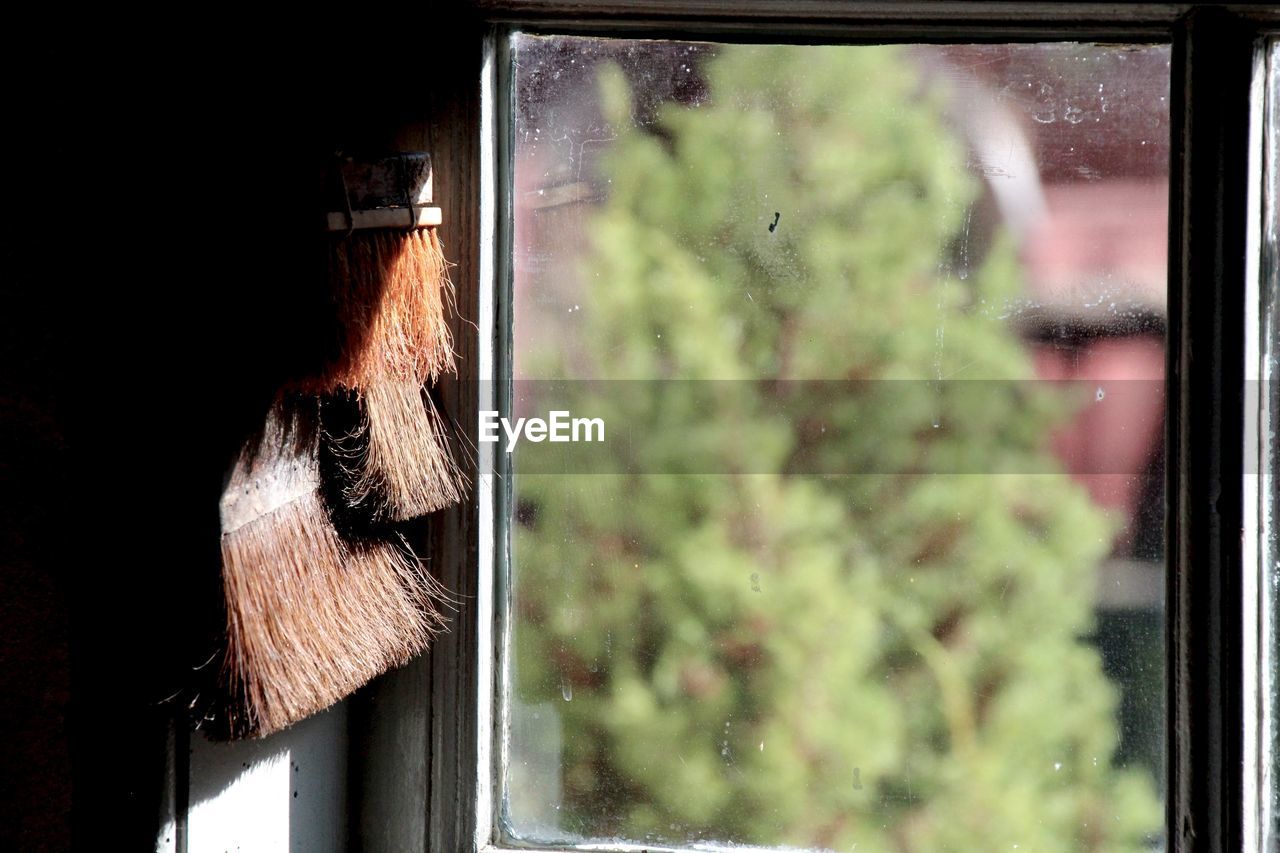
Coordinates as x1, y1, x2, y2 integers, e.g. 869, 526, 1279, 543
213, 201, 465, 735
219, 400, 450, 737
328, 380, 467, 522
323, 227, 456, 389
311, 226, 464, 522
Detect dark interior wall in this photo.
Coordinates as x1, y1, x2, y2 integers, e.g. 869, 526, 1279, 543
0, 45, 74, 842
0, 8, 483, 849
2, 33, 86, 850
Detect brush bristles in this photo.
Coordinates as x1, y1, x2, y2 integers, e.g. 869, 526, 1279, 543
219, 401, 451, 737
330, 381, 467, 521
317, 227, 464, 522
221, 495, 448, 737
325, 227, 456, 388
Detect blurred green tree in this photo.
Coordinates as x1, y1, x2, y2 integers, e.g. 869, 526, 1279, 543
511, 44, 1160, 851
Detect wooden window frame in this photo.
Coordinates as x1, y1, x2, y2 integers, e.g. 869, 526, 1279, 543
348, 4, 1280, 852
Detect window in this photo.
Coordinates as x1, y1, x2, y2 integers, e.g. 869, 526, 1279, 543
404, 6, 1280, 853
503, 35, 1169, 852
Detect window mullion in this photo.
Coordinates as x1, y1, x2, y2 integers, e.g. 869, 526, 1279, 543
1168, 8, 1256, 852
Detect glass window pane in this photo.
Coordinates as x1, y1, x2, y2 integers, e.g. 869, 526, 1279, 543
504, 35, 1170, 851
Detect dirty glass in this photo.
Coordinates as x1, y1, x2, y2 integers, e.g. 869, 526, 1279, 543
503, 35, 1170, 851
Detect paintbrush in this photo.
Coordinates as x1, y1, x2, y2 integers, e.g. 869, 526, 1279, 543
218, 396, 450, 737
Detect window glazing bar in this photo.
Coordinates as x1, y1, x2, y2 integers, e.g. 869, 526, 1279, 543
1169, 7, 1257, 852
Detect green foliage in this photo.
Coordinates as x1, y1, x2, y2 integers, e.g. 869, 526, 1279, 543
511, 44, 1160, 851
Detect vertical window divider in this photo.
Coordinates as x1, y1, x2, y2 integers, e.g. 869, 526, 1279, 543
474, 24, 519, 853
1169, 8, 1256, 852
1243, 31, 1270, 853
